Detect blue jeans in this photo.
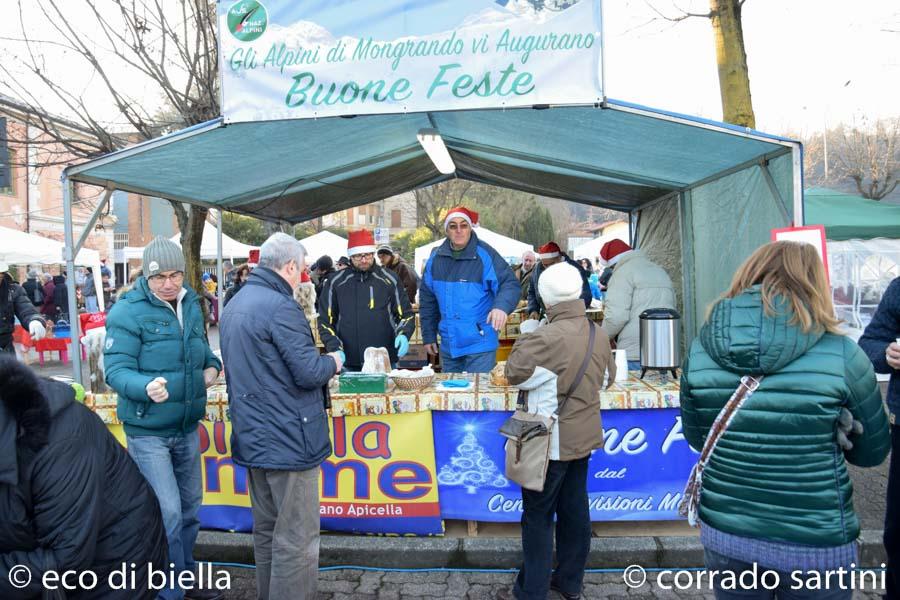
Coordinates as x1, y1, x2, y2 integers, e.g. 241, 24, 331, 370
127, 429, 202, 600
85, 295, 99, 313
513, 456, 591, 600
440, 349, 496, 373
703, 549, 853, 599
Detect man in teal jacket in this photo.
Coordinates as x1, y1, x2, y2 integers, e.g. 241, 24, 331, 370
104, 236, 222, 600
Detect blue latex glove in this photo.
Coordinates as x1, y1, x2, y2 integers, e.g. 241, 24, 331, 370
394, 334, 409, 358
336, 350, 346, 364
440, 379, 470, 388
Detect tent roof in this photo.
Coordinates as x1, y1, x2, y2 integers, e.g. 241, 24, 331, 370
66, 100, 796, 223
571, 230, 630, 261
0, 225, 101, 267
414, 227, 532, 273
298, 231, 348, 263
805, 187, 900, 241
170, 221, 257, 260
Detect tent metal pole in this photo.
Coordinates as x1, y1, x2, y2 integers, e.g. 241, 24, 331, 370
793, 145, 804, 225
599, 0, 607, 102
678, 191, 696, 343
216, 210, 225, 319
62, 174, 83, 385
73, 188, 114, 255
759, 161, 791, 226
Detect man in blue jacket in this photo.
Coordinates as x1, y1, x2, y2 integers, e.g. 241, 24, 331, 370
104, 236, 222, 600
859, 276, 900, 597
420, 206, 520, 373
220, 233, 343, 600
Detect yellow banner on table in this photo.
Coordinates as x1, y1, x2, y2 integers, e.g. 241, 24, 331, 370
321, 411, 442, 534
107, 412, 443, 535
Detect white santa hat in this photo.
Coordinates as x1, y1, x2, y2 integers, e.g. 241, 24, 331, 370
538, 262, 583, 307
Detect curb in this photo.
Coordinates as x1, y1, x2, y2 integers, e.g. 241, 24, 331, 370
196, 529, 887, 570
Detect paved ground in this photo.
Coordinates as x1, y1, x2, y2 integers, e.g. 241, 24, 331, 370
210, 565, 888, 599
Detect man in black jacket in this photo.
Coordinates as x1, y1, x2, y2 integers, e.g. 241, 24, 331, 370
0, 356, 168, 599
22, 269, 43, 306
220, 233, 342, 600
319, 230, 416, 371
859, 276, 900, 596
0, 262, 46, 353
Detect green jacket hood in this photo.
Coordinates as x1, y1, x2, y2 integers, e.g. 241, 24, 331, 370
699, 285, 823, 374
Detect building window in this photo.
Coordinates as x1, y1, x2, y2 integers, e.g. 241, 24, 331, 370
0, 149, 16, 196
357, 213, 366, 225
391, 209, 401, 228
114, 232, 129, 250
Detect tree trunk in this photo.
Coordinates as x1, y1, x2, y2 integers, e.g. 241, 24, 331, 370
709, 0, 756, 128
170, 201, 210, 316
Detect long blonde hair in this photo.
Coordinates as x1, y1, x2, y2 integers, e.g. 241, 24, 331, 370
718, 241, 841, 335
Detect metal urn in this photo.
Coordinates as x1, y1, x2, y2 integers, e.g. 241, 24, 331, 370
639, 308, 681, 379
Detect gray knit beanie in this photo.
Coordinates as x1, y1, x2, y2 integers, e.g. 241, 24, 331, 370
143, 236, 185, 276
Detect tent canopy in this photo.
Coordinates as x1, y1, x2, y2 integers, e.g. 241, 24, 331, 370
67, 100, 795, 223
0, 225, 105, 310
571, 231, 631, 261
805, 187, 900, 241
172, 221, 257, 260
298, 231, 348, 266
65, 100, 802, 340
414, 227, 532, 274
123, 221, 256, 260
0, 225, 101, 267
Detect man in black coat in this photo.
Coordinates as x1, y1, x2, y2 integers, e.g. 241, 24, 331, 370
318, 230, 415, 371
0, 356, 168, 599
220, 233, 343, 600
0, 263, 46, 353
859, 276, 900, 596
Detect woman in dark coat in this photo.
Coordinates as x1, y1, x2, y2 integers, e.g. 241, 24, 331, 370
0, 357, 167, 599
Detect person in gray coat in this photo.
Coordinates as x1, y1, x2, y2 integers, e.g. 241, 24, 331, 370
219, 233, 343, 600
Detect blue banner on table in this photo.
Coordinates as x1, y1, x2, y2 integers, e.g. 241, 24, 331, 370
433, 409, 697, 521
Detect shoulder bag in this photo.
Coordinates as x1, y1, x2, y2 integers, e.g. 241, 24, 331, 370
499, 321, 597, 492
678, 374, 764, 527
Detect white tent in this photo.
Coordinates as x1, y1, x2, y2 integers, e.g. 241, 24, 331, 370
123, 221, 256, 261
414, 227, 533, 274
571, 231, 630, 261
299, 231, 348, 266
0, 225, 105, 310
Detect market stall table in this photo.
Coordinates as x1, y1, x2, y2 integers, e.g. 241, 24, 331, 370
85, 368, 692, 535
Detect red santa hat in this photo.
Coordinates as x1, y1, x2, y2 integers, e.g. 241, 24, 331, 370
347, 229, 376, 256
444, 206, 479, 231
537, 241, 561, 260
248, 249, 260, 268
599, 239, 632, 266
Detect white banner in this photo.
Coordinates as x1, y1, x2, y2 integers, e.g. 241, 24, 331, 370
218, 0, 603, 122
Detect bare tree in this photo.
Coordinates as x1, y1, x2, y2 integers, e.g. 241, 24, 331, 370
0, 0, 219, 296
646, 0, 756, 128
831, 118, 900, 200
414, 180, 474, 237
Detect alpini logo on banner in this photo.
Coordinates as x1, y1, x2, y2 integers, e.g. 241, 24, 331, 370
228, 1, 267, 42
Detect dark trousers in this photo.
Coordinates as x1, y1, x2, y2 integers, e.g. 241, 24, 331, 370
885, 424, 900, 599
513, 456, 591, 600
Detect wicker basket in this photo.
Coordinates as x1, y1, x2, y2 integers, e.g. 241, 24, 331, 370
391, 373, 435, 391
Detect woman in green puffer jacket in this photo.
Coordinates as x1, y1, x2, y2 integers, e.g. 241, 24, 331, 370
680, 240, 890, 599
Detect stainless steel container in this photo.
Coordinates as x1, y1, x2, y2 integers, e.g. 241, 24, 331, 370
639, 308, 681, 378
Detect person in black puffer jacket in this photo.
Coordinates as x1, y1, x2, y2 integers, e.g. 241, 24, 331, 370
0, 356, 167, 599
51, 274, 68, 321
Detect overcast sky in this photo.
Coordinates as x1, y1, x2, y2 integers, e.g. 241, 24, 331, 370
1, 0, 896, 137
